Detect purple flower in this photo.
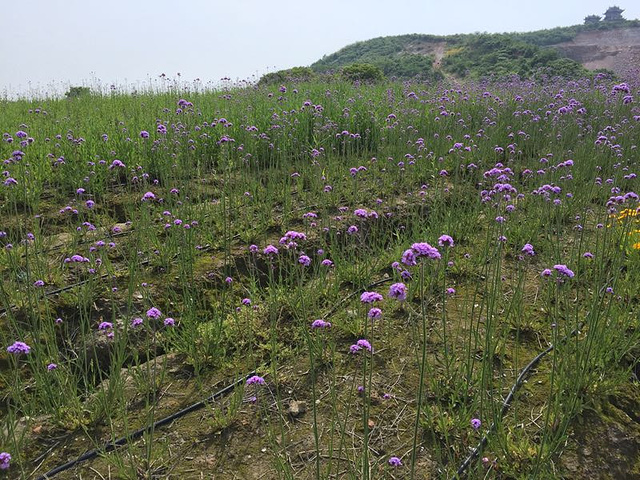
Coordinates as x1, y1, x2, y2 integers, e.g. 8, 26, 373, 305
388, 456, 402, 467
146, 307, 162, 319
356, 339, 372, 351
140, 130, 150, 138
241, 298, 251, 306
522, 243, 535, 256
85, 200, 95, 209
541, 268, 553, 277
446, 287, 456, 296
131, 317, 143, 327
388, 283, 407, 301
98, 321, 113, 330
321, 259, 333, 267
471, 418, 482, 430
347, 225, 358, 234
360, 291, 383, 303
583, 252, 594, 259
411, 242, 441, 260
33, 280, 45, 287
141, 191, 156, 202
438, 235, 454, 247
47, 363, 58, 370
368, 307, 382, 319
163, 317, 175, 326
311, 319, 331, 329
0, 452, 10, 470
401, 249, 417, 266
553, 264, 575, 278
246, 375, 265, 386
7, 341, 30, 355
298, 254, 311, 266
263, 245, 278, 255
109, 159, 125, 169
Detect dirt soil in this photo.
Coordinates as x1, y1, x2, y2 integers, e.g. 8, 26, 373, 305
552, 27, 640, 77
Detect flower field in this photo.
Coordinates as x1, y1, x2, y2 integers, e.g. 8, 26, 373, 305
0, 75, 639, 479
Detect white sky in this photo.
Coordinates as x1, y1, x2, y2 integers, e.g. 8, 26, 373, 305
1, 0, 638, 97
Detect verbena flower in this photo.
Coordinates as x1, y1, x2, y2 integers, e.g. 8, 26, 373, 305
388, 456, 402, 467
98, 321, 112, 330
7, 341, 30, 355
401, 249, 417, 266
298, 255, 311, 266
438, 235, 454, 247
368, 307, 382, 319
553, 264, 575, 278
146, 307, 162, 319
246, 375, 265, 386
131, 317, 143, 328
522, 243, 535, 256
471, 418, 482, 430
360, 291, 383, 303
263, 245, 278, 255
164, 317, 175, 326
311, 319, 331, 329
0, 452, 10, 470
388, 283, 407, 301
411, 242, 441, 260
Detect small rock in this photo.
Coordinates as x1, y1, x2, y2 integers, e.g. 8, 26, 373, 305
287, 400, 307, 418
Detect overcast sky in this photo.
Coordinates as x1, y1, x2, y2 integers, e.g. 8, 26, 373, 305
2, 0, 638, 97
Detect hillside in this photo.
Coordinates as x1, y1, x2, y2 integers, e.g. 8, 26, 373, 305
301, 19, 640, 81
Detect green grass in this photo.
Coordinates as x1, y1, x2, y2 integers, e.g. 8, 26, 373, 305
0, 76, 639, 479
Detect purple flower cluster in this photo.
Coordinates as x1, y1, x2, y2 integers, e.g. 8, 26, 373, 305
7, 341, 30, 355
349, 338, 372, 353
246, 375, 265, 386
388, 282, 407, 301
0, 452, 10, 470
360, 291, 383, 303
311, 319, 331, 329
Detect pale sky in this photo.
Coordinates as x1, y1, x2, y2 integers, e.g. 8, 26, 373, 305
1, 0, 638, 97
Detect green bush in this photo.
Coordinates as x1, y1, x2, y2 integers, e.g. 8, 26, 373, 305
65, 86, 92, 98
258, 66, 315, 86
340, 63, 384, 82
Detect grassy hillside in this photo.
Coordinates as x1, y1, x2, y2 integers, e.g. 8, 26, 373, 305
262, 19, 640, 83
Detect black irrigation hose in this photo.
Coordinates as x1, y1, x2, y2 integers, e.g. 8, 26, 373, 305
0, 245, 215, 317
35, 371, 255, 480
453, 324, 583, 479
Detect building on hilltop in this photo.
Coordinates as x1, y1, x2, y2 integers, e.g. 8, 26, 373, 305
584, 14, 601, 25
603, 6, 625, 22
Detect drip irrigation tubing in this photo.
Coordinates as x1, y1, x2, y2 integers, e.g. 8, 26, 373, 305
34, 371, 255, 479
452, 323, 584, 479
0, 245, 213, 317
